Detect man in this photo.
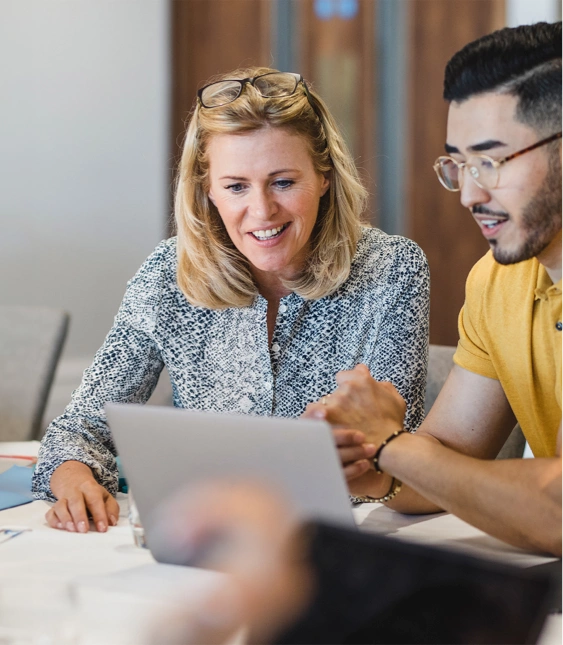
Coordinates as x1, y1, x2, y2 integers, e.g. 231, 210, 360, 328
306, 20, 562, 556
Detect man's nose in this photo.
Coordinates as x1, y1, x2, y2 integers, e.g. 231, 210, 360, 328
459, 170, 491, 210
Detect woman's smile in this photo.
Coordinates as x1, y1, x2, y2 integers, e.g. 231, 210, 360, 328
249, 222, 291, 242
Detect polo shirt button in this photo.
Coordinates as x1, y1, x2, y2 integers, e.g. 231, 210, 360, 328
279, 304, 288, 313
556, 321, 562, 331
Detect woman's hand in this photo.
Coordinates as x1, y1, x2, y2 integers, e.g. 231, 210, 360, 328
46, 461, 119, 533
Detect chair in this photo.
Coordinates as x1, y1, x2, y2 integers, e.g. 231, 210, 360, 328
425, 344, 525, 459
0, 306, 69, 441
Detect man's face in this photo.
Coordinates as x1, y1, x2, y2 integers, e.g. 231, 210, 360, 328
446, 92, 561, 266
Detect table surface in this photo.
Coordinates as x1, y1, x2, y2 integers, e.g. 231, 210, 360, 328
0, 441, 560, 645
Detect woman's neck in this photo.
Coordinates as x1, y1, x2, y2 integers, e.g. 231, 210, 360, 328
252, 269, 294, 303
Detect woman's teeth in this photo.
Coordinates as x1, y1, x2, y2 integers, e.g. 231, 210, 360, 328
252, 224, 287, 240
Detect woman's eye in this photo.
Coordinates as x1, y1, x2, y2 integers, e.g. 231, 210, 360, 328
226, 183, 244, 193
274, 179, 294, 189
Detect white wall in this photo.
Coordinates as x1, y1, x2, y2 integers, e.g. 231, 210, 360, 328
506, 0, 561, 26
0, 0, 170, 361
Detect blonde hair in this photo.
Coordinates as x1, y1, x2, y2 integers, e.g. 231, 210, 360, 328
174, 66, 368, 308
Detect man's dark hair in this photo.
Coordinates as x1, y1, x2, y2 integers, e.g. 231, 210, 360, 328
444, 22, 562, 134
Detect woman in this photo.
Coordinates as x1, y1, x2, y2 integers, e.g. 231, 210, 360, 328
33, 67, 429, 532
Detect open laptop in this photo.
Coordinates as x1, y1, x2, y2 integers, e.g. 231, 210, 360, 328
106, 403, 356, 564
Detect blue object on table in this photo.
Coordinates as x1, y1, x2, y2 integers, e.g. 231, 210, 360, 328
116, 456, 128, 493
0, 466, 34, 510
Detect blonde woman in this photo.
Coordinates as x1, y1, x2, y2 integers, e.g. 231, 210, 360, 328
33, 68, 429, 532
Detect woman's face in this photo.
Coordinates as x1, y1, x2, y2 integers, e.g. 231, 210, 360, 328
207, 127, 330, 289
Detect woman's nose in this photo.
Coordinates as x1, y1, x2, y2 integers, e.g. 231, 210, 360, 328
250, 189, 277, 219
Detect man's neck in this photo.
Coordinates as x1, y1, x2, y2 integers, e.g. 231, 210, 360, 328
537, 230, 562, 284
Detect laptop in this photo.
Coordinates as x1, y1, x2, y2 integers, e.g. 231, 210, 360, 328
106, 403, 356, 564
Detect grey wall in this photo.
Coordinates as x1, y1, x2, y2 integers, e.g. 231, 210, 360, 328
0, 0, 169, 359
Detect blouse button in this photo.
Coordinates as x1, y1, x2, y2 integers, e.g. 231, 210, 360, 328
279, 304, 288, 314
271, 343, 281, 352
556, 321, 562, 331
264, 381, 272, 391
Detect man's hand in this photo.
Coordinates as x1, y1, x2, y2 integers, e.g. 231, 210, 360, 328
46, 461, 119, 533
304, 364, 406, 449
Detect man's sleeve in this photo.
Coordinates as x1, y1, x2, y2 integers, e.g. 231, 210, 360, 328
453, 254, 498, 380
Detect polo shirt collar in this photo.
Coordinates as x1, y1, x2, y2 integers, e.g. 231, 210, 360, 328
534, 263, 562, 301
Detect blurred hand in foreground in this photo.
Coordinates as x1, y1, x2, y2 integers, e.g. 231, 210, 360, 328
148, 481, 313, 645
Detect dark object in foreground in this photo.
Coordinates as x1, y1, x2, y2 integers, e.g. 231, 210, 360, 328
275, 522, 556, 645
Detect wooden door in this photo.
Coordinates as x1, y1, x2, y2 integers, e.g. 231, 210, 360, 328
170, 0, 272, 230
296, 0, 378, 223
405, 0, 505, 345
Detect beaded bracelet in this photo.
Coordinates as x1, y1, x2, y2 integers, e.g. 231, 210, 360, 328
373, 429, 406, 474
352, 477, 403, 504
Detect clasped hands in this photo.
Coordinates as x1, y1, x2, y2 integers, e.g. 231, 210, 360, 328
303, 364, 406, 496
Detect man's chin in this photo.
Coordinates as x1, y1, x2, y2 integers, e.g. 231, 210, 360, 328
491, 238, 550, 266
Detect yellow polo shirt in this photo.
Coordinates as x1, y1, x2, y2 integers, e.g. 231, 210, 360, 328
454, 251, 561, 457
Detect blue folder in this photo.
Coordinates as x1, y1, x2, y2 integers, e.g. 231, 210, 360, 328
0, 466, 34, 511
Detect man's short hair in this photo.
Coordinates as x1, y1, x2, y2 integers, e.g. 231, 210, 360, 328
444, 22, 562, 134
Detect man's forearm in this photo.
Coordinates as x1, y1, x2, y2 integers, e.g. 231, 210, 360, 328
380, 433, 562, 556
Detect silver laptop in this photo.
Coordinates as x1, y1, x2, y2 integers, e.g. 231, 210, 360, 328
106, 403, 356, 564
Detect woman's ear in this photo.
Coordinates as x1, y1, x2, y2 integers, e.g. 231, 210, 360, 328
208, 191, 217, 207
321, 172, 331, 196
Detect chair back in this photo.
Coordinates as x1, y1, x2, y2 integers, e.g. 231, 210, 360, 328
0, 306, 69, 441
425, 344, 525, 459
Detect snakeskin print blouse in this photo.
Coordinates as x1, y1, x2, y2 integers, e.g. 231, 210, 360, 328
33, 227, 429, 499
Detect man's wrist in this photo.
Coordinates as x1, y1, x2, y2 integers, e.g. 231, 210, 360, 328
377, 430, 412, 474
373, 428, 407, 474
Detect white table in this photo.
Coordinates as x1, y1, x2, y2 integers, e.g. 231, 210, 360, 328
0, 442, 560, 644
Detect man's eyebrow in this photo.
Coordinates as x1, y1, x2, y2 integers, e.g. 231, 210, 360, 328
444, 140, 509, 155
468, 139, 508, 153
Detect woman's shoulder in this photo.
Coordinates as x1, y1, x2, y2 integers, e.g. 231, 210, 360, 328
127, 237, 178, 288
117, 238, 179, 327
353, 227, 428, 276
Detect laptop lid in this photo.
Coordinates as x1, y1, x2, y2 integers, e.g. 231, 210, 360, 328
106, 403, 356, 564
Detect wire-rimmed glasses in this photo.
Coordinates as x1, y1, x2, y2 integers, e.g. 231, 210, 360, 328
433, 131, 562, 191
197, 72, 310, 109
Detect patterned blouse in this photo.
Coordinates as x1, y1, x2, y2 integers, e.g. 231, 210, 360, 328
33, 227, 429, 499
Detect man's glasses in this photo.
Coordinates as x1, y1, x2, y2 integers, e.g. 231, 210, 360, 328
433, 131, 562, 192
198, 72, 310, 109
